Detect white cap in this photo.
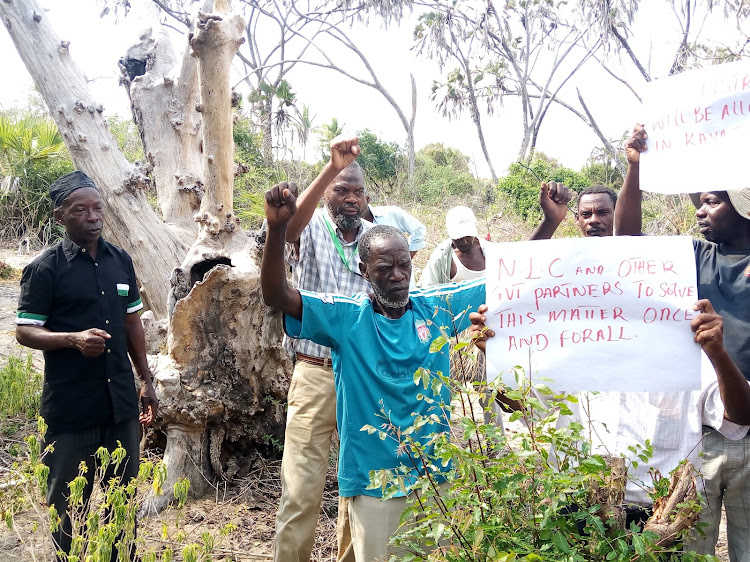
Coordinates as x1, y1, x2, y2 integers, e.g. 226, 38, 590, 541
446, 206, 478, 240
727, 189, 750, 221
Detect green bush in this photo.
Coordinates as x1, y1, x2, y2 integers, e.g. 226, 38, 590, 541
367, 355, 713, 560
0, 113, 73, 244
497, 157, 590, 221
0, 354, 42, 420
413, 145, 476, 204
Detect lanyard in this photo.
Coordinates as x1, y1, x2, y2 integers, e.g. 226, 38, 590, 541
322, 212, 359, 273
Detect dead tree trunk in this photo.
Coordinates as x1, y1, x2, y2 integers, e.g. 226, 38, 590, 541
119, 28, 205, 234
0, 0, 188, 319
144, 2, 292, 510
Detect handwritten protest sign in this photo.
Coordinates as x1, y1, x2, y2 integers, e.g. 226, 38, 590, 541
485, 236, 700, 392
639, 60, 750, 194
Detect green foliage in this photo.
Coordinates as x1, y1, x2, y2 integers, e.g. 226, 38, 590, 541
497, 156, 590, 221
2, 420, 239, 561
0, 260, 15, 280
0, 112, 73, 243
368, 366, 714, 561
316, 118, 345, 160
0, 354, 42, 420
233, 114, 289, 229
107, 115, 144, 163
413, 144, 476, 204
356, 129, 404, 191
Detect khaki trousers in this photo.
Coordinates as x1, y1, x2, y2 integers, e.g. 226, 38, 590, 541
687, 427, 750, 561
274, 360, 353, 562
348, 483, 448, 561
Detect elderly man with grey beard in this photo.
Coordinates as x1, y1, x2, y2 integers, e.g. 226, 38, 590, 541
272, 138, 371, 562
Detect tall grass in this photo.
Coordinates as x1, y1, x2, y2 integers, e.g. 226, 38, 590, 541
0, 354, 42, 419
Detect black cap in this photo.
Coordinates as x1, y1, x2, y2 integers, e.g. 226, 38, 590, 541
49, 171, 98, 207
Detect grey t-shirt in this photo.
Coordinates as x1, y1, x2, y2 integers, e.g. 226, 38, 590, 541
694, 239, 750, 378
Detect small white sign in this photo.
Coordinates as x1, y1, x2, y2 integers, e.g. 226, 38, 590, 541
639, 60, 750, 194
485, 236, 700, 392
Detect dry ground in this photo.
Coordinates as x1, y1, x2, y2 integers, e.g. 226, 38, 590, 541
0, 244, 731, 561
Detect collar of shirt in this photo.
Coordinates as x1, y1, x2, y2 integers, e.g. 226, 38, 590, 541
62, 235, 112, 262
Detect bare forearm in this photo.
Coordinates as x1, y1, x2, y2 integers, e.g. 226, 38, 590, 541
710, 348, 750, 425
125, 314, 153, 384
262, 223, 303, 319
16, 325, 76, 351
615, 163, 643, 236
285, 162, 340, 243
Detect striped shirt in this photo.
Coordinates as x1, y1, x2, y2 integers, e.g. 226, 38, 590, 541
284, 208, 372, 359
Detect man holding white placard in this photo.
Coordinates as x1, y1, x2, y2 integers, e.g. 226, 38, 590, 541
616, 122, 750, 561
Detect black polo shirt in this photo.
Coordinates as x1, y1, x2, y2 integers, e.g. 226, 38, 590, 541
694, 239, 750, 380
17, 236, 143, 431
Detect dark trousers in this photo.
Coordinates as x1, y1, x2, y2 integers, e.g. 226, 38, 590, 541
44, 418, 141, 561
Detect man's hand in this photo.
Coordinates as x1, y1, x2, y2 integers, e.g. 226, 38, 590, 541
329, 136, 360, 171
539, 181, 572, 225
469, 304, 495, 353
691, 299, 724, 357
265, 181, 298, 227
625, 123, 648, 165
139, 380, 159, 426
71, 328, 111, 357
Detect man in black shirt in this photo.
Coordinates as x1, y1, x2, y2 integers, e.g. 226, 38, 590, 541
15, 171, 158, 560
617, 125, 750, 561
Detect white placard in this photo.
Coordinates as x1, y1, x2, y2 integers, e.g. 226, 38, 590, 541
639, 60, 750, 194
485, 236, 700, 392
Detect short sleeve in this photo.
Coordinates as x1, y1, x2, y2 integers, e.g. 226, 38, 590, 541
394, 208, 427, 251
284, 291, 355, 350
123, 253, 143, 314
16, 257, 55, 326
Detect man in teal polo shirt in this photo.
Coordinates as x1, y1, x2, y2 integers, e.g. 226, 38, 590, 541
261, 181, 485, 558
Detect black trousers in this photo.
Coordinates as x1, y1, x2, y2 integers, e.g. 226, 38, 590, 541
44, 418, 141, 561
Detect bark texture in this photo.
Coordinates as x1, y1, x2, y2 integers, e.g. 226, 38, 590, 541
145, 1, 291, 510
119, 28, 205, 235
0, 0, 187, 319
147, 257, 291, 511
644, 461, 700, 547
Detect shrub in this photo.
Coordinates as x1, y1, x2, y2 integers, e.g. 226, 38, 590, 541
0, 113, 73, 244
366, 358, 713, 560
0, 354, 42, 420
497, 156, 590, 221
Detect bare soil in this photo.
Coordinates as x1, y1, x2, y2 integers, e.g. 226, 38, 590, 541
0, 245, 730, 561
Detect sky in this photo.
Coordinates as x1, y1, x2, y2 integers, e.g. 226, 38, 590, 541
0, 0, 732, 179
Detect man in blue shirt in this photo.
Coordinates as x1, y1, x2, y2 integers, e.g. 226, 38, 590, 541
262, 182, 485, 559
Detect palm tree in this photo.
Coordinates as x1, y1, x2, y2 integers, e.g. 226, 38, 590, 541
0, 113, 72, 241
315, 117, 345, 160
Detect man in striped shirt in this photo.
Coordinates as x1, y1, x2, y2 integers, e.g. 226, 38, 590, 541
274, 138, 371, 562
15, 171, 157, 560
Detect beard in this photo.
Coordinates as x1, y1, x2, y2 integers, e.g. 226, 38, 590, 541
372, 283, 410, 310
326, 200, 362, 230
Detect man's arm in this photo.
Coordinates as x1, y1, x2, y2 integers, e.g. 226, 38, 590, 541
529, 181, 573, 240
615, 124, 648, 236
16, 325, 111, 357
262, 182, 303, 320
391, 207, 427, 254
692, 299, 750, 425
284, 137, 360, 244
418, 242, 450, 288
125, 312, 159, 425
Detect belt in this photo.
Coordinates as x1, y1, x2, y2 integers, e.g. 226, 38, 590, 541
295, 353, 332, 370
